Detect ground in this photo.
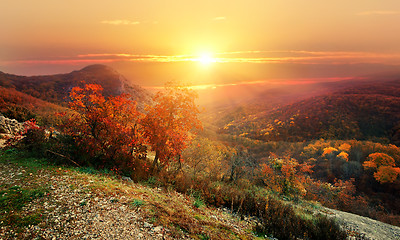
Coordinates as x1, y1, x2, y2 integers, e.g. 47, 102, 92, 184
321, 207, 400, 240
1, 150, 400, 240
0, 151, 256, 240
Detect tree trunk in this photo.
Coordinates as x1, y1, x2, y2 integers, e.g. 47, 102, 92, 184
153, 151, 159, 169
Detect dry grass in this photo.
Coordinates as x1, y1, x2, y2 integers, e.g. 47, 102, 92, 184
0, 149, 256, 239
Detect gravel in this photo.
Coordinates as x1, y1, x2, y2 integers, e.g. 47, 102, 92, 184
0, 161, 253, 240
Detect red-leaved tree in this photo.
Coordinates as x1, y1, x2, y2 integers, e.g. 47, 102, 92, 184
60, 84, 146, 167
142, 82, 202, 168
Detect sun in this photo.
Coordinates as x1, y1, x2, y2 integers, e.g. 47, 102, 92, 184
197, 53, 216, 65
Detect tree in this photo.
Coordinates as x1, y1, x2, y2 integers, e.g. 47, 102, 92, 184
363, 152, 400, 183
60, 84, 146, 167
261, 156, 312, 196
142, 82, 202, 168
182, 136, 227, 180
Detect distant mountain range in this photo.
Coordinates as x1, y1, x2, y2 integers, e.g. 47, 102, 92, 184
0, 64, 152, 124
0, 64, 151, 106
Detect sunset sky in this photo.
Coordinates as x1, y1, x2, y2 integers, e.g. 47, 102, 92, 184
2, 0, 400, 87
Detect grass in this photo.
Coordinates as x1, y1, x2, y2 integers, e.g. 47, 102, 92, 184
0, 184, 48, 232
0, 148, 255, 239
0, 147, 349, 239
0, 149, 50, 235
130, 198, 145, 208
193, 197, 205, 208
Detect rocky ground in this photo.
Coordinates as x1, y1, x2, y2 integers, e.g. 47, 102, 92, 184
320, 207, 400, 240
0, 154, 256, 240
1, 149, 400, 239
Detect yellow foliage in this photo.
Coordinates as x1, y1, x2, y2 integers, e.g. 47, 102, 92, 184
364, 152, 399, 183
365, 153, 395, 168
373, 166, 400, 183
363, 159, 377, 169
322, 147, 338, 157
337, 151, 349, 161
338, 143, 351, 152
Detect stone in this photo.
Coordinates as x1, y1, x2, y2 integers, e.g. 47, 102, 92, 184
152, 226, 163, 233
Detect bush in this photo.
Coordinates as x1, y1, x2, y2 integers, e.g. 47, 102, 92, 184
161, 170, 348, 239
256, 198, 347, 240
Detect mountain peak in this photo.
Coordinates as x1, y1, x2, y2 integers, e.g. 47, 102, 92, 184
78, 64, 116, 73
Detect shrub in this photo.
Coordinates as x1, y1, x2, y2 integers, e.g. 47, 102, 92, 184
256, 198, 347, 240
57, 84, 147, 172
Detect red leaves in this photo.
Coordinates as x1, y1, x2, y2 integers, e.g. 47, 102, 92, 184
142, 82, 202, 166
59, 84, 146, 166
58, 82, 202, 171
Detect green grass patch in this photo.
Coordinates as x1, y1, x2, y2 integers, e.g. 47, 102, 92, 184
130, 198, 145, 208
0, 148, 49, 172
198, 233, 210, 240
0, 185, 47, 211
193, 197, 205, 209
0, 185, 47, 228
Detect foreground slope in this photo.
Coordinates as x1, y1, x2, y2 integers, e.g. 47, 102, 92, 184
0, 150, 255, 240
2, 150, 400, 239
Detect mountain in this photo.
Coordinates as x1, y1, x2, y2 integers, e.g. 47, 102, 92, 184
217, 78, 400, 145
0, 64, 152, 107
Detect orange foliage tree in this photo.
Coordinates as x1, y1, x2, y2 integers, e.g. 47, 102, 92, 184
261, 155, 314, 196
363, 152, 400, 183
60, 84, 146, 167
142, 82, 202, 168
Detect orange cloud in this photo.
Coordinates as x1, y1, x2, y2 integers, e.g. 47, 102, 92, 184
2, 59, 118, 65
3, 51, 400, 66
145, 77, 366, 91
101, 20, 140, 25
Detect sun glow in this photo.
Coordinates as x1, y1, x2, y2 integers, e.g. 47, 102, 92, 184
197, 53, 216, 65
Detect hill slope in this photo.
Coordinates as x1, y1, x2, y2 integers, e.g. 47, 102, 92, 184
219, 79, 400, 144
0, 150, 255, 240
2, 149, 400, 239
0, 65, 151, 107
0, 86, 67, 124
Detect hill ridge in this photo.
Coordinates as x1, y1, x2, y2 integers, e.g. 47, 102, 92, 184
0, 64, 151, 106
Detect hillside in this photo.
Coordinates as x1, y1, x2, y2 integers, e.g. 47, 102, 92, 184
0, 150, 255, 239
3, 149, 400, 239
218, 79, 400, 145
0, 65, 151, 107
0, 86, 67, 125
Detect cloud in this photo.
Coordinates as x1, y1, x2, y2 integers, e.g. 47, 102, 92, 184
2, 59, 118, 65
213, 16, 226, 21
4, 51, 400, 67
357, 11, 400, 16
101, 20, 140, 25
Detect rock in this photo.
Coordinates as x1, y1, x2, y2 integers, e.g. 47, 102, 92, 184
152, 226, 163, 233
122, 176, 133, 182
0, 116, 24, 135
143, 222, 152, 228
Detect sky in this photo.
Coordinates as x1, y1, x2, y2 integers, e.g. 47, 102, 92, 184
2, 0, 400, 87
